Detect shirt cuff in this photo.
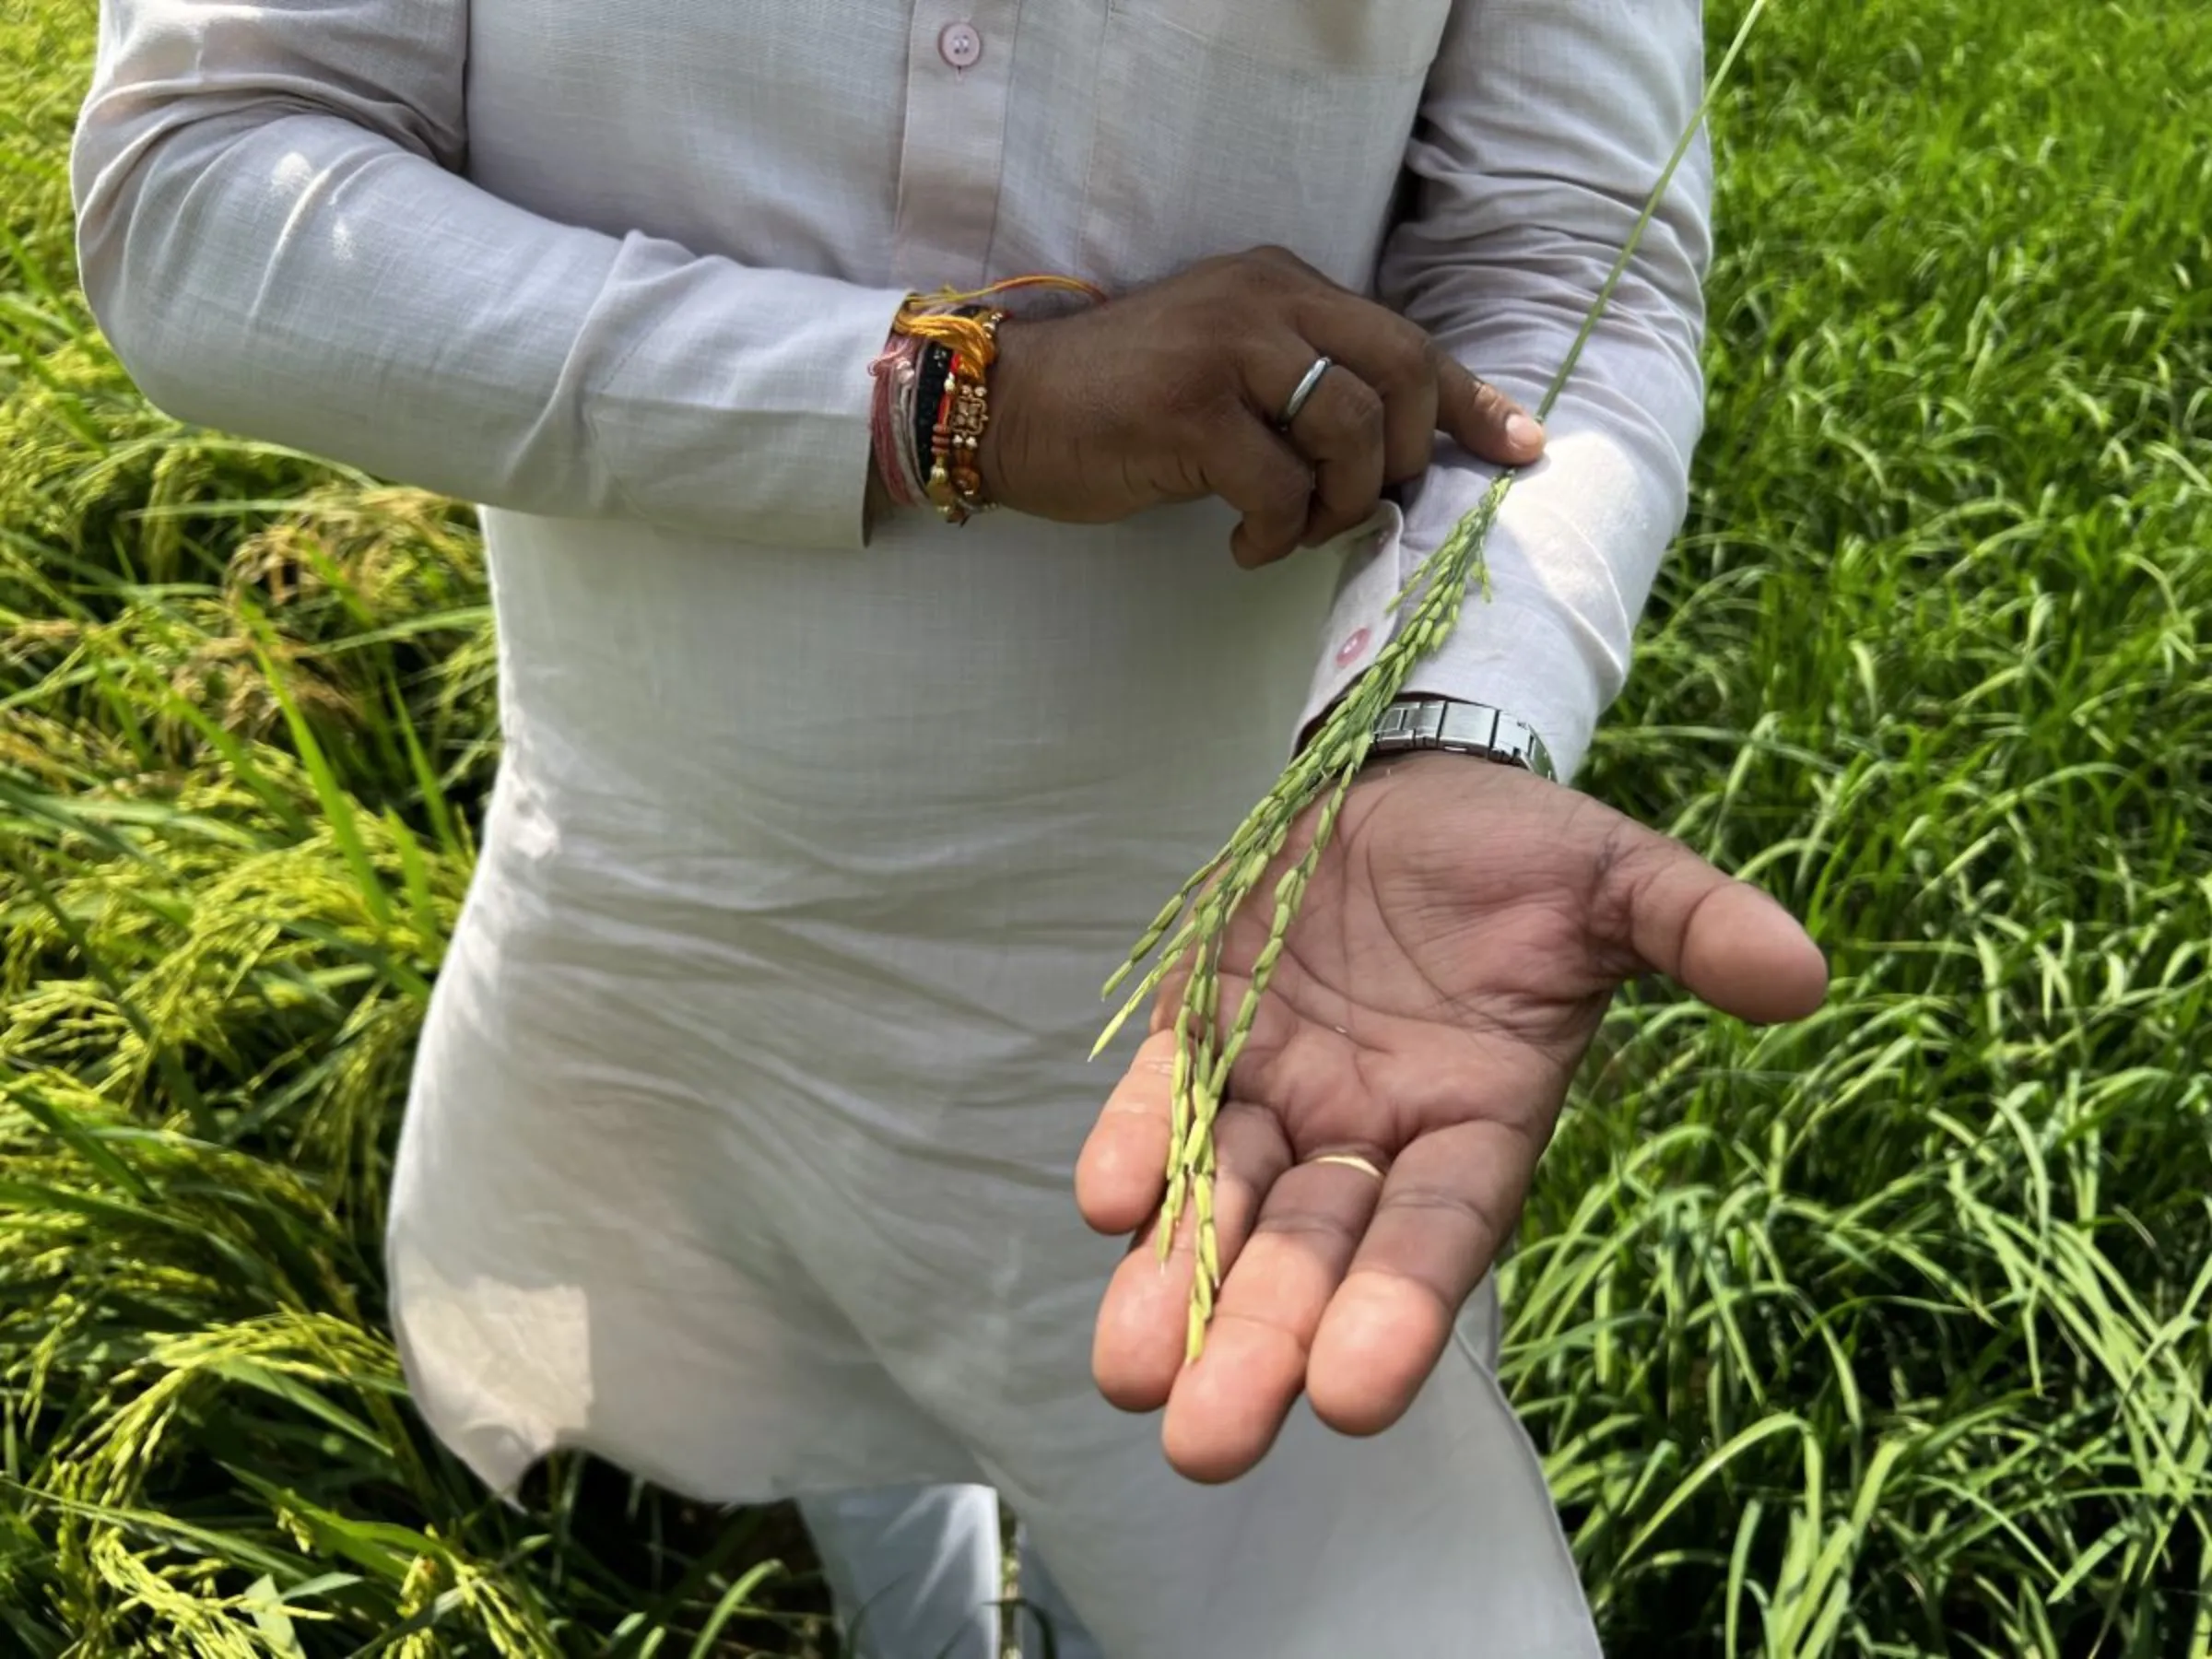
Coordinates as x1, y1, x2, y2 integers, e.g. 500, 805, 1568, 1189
590, 265, 912, 550
1294, 503, 1610, 784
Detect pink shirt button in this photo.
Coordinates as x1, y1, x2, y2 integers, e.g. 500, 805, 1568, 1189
1334, 627, 1372, 668
938, 21, 982, 68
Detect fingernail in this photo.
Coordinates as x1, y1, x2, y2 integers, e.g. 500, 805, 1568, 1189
1507, 413, 1545, 452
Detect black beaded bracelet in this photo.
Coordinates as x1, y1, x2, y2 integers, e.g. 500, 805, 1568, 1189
912, 339, 954, 502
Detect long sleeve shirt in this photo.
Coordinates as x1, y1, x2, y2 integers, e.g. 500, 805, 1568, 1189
72, 0, 1712, 781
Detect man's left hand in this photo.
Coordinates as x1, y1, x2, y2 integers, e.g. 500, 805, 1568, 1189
1076, 754, 1828, 1483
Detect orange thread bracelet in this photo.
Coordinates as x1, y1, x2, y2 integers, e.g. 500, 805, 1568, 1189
888, 274, 1109, 524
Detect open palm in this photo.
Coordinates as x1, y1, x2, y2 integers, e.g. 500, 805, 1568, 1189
1076, 753, 1829, 1483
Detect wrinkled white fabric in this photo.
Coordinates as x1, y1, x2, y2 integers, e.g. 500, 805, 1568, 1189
796, 1482, 1106, 1659
72, 0, 1712, 1650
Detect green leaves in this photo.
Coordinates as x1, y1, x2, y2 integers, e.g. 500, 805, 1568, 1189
0, 18, 825, 1636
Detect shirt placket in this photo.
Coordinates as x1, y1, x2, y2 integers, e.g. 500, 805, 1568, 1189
890, 0, 1020, 290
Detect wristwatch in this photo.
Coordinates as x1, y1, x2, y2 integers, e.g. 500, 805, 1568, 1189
1370, 698, 1556, 782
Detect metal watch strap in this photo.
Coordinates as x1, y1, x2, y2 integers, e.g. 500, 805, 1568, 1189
1370, 698, 1557, 782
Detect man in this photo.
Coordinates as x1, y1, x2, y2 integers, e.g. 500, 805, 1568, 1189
73, 0, 1824, 1650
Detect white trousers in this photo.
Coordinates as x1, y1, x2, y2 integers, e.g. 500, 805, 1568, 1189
392, 515, 1602, 1654
798, 1483, 1105, 1659
794, 1279, 1518, 1657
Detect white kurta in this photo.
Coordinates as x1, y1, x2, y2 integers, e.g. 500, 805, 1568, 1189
72, 0, 1713, 1650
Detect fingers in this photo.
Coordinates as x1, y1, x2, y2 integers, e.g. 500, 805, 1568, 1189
1585, 817, 1830, 1024
1159, 1151, 1388, 1482
1084, 1019, 1418, 1481
1075, 1027, 1179, 1237
1292, 296, 1544, 476
1285, 301, 1443, 481
996, 244, 1543, 543
1091, 1101, 1290, 1411
1238, 318, 1538, 557
1431, 356, 1545, 466
1305, 1116, 1538, 1438
1280, 364, 1389, 546
1204, 423, 1314, 568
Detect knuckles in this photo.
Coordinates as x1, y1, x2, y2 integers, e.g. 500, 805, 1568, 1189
1204, 243, 1326, 303
1240, 243, 1310, 281
1382, 441, 1434, 486
1369, 325, 1437, 394
1322, 376, 1387, 442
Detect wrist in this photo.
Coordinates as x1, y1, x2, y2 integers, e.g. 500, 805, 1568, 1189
1369, 695, 1557, 782
975, 316, 1028, 510
1299, 694, 1558, 780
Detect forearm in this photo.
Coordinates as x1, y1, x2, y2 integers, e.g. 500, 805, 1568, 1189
1385, 227, 1710, 783
71, 0, 910, 547
1296, 0, 1712, 783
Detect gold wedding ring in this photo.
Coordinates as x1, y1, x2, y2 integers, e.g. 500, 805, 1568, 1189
1302, 1150, 1386, 1182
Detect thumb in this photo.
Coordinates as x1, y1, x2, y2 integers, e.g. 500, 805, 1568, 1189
1590, 819, 1830, 1025
1434, 358, 1546, 466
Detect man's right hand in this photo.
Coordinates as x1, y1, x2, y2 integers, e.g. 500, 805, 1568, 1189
976, 246, 1545, 568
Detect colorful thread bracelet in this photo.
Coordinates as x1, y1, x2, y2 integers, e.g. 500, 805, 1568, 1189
925, 316, 1003, 525
876, 273, 1109, 525
866, 330, 930, 509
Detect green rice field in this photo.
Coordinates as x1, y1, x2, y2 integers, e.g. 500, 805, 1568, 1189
3, 0, 2209, 1651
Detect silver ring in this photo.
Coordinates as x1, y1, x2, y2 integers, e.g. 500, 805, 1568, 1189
1277, 355, 1333, 429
